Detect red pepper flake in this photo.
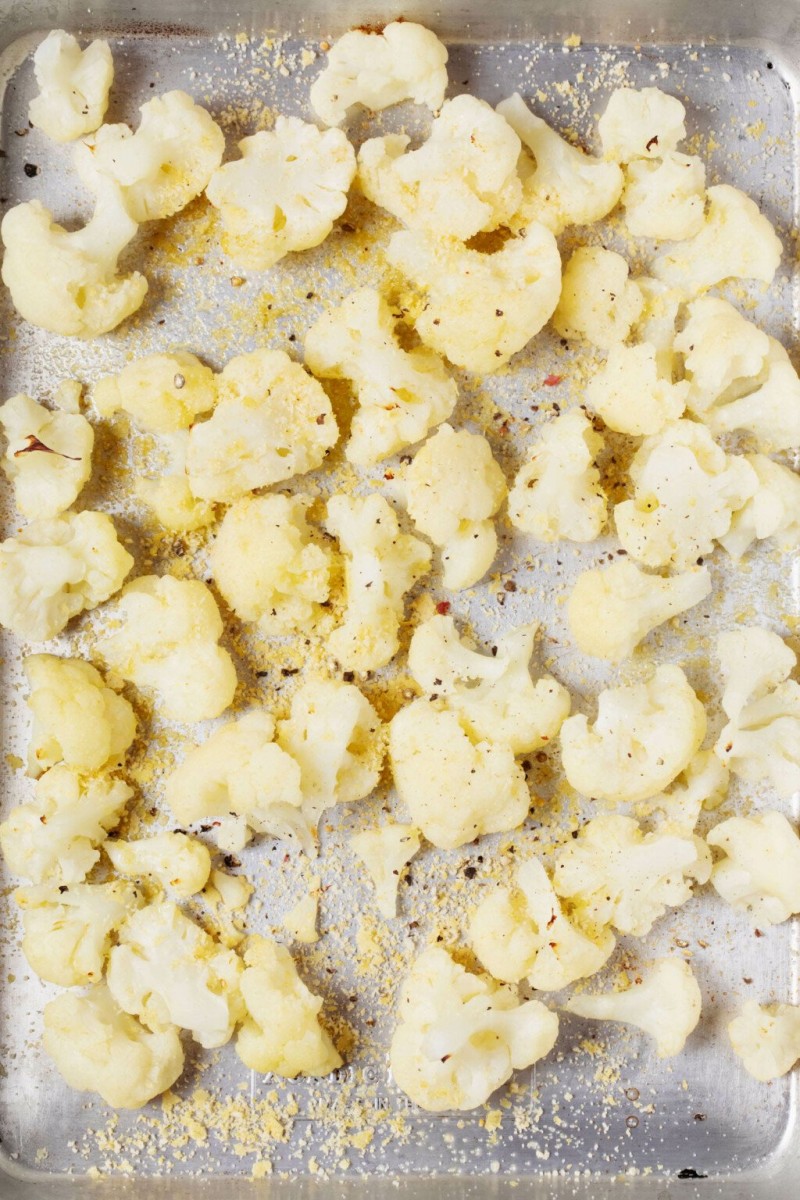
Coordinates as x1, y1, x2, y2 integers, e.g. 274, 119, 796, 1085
435, 600, 451, 615
544, 374, 563, 387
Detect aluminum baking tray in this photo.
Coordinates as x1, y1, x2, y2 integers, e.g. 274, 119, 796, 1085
0, 1, 799, 1196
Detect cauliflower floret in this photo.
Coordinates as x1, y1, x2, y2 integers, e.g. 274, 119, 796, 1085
553, 246, 644, 349
585, 343, 688, 436
598, 87, 687, 162
350, 824, 421, 919
642, 750, 730, 835
386, 225, 561, 374
43, 983, 184, 1108
0, 510, 132, 641
105, 832, 211, 898
389, 946, 559, 1111
358, 95, 522, 240
0, 766, 131, 884
565, 958, 701, 1058
408, 615, 570, 754
210, 494, 331, 635
186, 349, 337, 503
404, 424, 506, 588
697, 342, 800, 453
654, 184, 782, 297
716, 626, 796, 722
470, 858, 615, 991
508, 409, 607, 543
276, 679, 384, 826
0, 392, 93, 518
497, 93, 622, 234
136, 431, 215, 533
309, 21, 448, 126
14, 879, 140, 987
1, 189, 147, 338
389, 701, 529, 850
304, 288, 457, 466
728, 1000, 800, 1082
29, 30, 113, 143
24, 653, 136, 778
707, 812, 800, 927
719, 455, 800, 562
236, 935, 341, 1076
206, 118, 356, 269
98, 575, 236, 723
75, 90, 224, 222
93, 351, 216, 433
621, 152, 706, 240
614, 419, 758, 570
674, 296, 770, 410
634, 277, 682, 375
567, 560, 711, 662
325, 494, 430, 672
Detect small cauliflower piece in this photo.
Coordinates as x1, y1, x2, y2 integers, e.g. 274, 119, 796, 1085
310, 20, 448, 126
719, 455, 800, 562
0, 765, 131, 884
325, 493, 430, 672
76, 90, 224, 222
565, 958, 701, 1058
390, 946, 559, 1112
585, 342, 688, 436
136, 431, 215, 533
24, 653, 136, 778
210, 494, 331, 635
567, 559, 711, 662
98, 575, 236, 723
0, 510, 132, 641
553, 246, 643, 349
350, 824, 421, 919
404, 424, 506, 589
105, 832, 211, 898
283, 886, 319, 944
634, 277, 683, 375
389, 701, 529, 850
304, 288, 457, 466
508, 409, 607, 543
598, 87, 687, 162
408, 615, 570, 754
387, 225, 561, 374
206, 119, 356, 269
707, 812, 800, 927
236, 936, 341, 1076
698, 341, 800, 453
93, 351, 216, 433
716, 626, 796, 723
728, 1000, 800, 1081
621, 152, 706, 240
0, 392, 93, 518
675, 296, 771, 411
43, 983, 184, 1109
642, 750, 730, 836
29, 30, 113, 143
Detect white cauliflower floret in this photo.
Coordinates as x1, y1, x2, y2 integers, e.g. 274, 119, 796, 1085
358, 95, 522, 240
553, 246, 644, 348
210, 494, 331, 635
29, 30, 113, 143
643, 750, 730, 836
560, 665, 706, 804
325, 494, 430, 672
508, 409, 607, 543
654, 185, 782, 297
105, 832, 211, 898
14, 879, 140, 987
0, 765, 131, 884
389, 701, 529, 850
1, 188, 147, 337
0, 510, 132, 641
614, 419, 758, 570
404, 424, 506, 589
716, 626, 796, 722
408, 615, 570, 754
24, 653, 136, 778
565, 958, 701, 1058
75, 90, 224, 222
43, 983, 184, 1109
621, 152, 706, 240
98, 575, 236, 723
350, 824, 421, 919
236, 936, 341, 1076
93, 351, 216, 433
136, 431, 214, 533
585, 343, 688, 436
389, 946, 559, 1112
697, 342, 800, 453
719, 455, 800, 562
470, 857, 615, 991
276, 679, 384, 826
304, 288, 457, 466
0, 392, 93, 518
567, 560, 711, 662
206, 118, 356, 269
707, 812, 800, 927
387, 225, 561, 374
309, 21, 448, 126
598, 87, 687, 162
728, 1000, 800, 1081
186, 349, 337, 503
496, 93, 623, 234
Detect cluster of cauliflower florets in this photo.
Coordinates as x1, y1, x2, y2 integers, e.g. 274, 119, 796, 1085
0, 19, 799, 1120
